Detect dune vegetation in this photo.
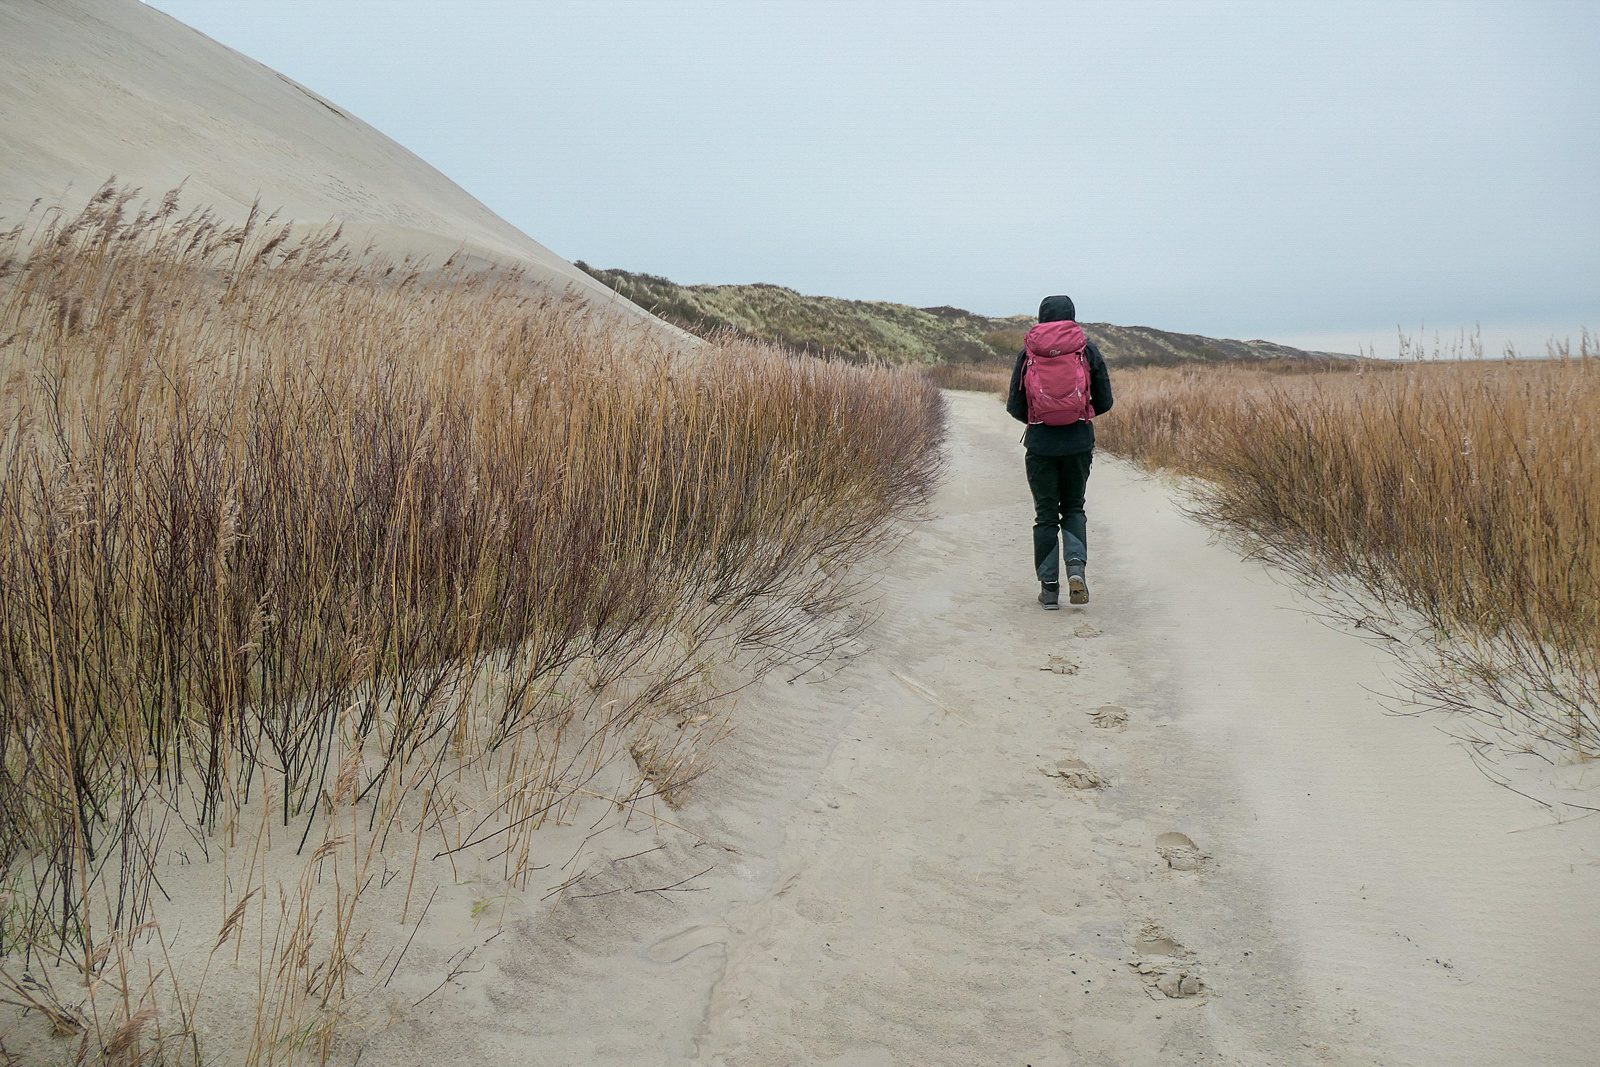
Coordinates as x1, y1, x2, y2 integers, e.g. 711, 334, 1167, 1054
923, 361, 1015, 394
576, 265, 1351, 368
1097, 357, 1599, 760
0, 188, 943, 1063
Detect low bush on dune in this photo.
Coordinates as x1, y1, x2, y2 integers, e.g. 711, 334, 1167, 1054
0, 188, 944, 1062
1099, 359, 1599, 760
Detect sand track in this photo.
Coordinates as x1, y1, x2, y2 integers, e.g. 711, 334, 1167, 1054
366, 390, 1599, 1066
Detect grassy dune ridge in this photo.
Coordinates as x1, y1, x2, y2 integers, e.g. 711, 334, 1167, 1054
577, 265, 1353, 368
1098, 360, 1599, 757
0, 189, 943, 1060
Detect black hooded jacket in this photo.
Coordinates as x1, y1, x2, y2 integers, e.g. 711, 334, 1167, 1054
1005, 295, 1113, 455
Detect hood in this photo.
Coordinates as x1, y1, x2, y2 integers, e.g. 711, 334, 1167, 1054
1038, 295, 1076, 322
1025, 319, 1087, 357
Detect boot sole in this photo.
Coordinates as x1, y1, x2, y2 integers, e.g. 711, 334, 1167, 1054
1068, 576, 1089, 605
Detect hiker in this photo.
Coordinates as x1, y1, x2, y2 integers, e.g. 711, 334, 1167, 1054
1005, 295, 1114, 610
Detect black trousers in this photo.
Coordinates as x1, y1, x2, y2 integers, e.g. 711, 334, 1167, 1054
1025, 450, 1092, 585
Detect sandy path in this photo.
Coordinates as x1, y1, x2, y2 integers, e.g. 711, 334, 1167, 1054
376, 390, 1599, 1066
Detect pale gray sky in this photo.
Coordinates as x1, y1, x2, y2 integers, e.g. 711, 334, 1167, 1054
147, 0, 1598, 356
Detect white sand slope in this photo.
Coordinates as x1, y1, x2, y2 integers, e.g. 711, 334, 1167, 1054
351, 390, 1599, 1066
0, 0, 633, 310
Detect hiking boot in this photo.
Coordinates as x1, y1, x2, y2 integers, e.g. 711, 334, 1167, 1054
1066, 560, 1089, 605
1038, 582, 1060, 610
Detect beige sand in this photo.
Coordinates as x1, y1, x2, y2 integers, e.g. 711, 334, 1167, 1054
315, 390, 1595, 1066
0, 0, 635, 311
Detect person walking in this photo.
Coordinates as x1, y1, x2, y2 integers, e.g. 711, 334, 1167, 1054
1005, 295, 1114, 609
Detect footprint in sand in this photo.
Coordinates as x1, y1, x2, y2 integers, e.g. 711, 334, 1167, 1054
1090, 704, 1128, 729
1155, 831, 1209, 872
1043, 756, 1108, 790
1131, 922, 1205, 998
1072, 623, 1102, 639
1041, 653, 1079, 675
645, 923, 728, 964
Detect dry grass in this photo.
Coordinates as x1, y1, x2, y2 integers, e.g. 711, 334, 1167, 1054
923, 360, 1013, 395
0, 187, 944, 1062
1098, 357, 1599, 758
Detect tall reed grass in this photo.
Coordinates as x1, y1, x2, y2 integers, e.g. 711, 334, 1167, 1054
1098, 358, 1598, 758
922, 360, 1013, 395
0, 187, 944, 1061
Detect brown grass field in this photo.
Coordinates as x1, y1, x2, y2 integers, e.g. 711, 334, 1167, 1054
0, 189, 942, 1062
1096, 358, 1598, 758
923, 360, 1013, 394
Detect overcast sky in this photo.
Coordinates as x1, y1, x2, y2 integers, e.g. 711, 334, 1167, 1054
147, 0, 1598, 356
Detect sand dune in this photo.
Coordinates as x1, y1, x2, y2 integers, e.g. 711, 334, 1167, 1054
0, 0, 632, 310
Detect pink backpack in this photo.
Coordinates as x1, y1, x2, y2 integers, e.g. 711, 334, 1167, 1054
1022, 321, 1094, 425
